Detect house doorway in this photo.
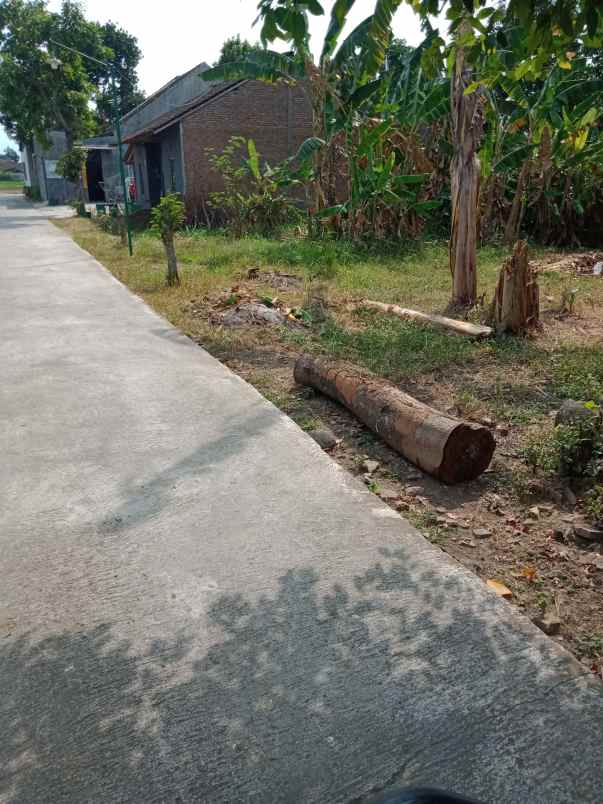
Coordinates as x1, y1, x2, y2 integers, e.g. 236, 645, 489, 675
86, 151, 105, 202
146, 142, 163, 205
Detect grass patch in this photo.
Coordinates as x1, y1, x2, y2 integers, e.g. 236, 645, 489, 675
54, 218, 603, 426
314, 314, 476, 378
551, 348, 603, 404
0, 179, 24, 191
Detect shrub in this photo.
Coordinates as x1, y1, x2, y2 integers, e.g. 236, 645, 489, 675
207, 136, 301, 237
150, 194, 186, 286
56, 148, 87, 184
585, 485, 603, 526
522, 403, 603, 478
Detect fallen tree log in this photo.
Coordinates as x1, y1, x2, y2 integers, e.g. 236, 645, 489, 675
294, 355, 495, 484
361, 300, 492, 339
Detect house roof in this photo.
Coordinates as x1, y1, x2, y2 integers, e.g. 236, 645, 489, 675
81, 132, 117, 150
120, 61, 210, 125
122, 80, 247, 144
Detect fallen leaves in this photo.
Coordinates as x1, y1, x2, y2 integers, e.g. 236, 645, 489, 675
487, 579, 513, 599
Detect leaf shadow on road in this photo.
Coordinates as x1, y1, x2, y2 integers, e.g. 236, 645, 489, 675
1, 547, 599, 804
99, 405, 282, 534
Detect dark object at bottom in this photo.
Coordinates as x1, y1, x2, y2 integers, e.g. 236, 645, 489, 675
371, 788, 485, 804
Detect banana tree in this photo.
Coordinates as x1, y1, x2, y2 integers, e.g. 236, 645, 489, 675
406, 0, 603, 304
202, 0, 405, 211
480, 40, 603, 245
314, 118, 439, 240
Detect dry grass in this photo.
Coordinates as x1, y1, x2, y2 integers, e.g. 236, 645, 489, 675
56, 217, 603, 395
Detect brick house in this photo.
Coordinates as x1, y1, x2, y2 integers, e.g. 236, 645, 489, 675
181, 79, 311, 220
81, 62, 312, 217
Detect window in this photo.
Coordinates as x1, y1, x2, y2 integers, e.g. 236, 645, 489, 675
169, 157, 177, 192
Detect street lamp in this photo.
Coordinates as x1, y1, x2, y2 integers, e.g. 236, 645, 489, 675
46, 39, 133, 255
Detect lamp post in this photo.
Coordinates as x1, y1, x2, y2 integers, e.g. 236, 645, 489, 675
47, 39, 133, 255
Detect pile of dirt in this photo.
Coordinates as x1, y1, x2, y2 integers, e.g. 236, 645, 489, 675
220, 302, 288, 327
246, 267, 303, 289
186, 268, 308, 329
534, 252, 603, 276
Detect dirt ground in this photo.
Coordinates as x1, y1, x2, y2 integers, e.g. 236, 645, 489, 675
188, 263, 603, 677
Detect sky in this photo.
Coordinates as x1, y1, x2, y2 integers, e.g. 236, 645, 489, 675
0, 0, 436, 153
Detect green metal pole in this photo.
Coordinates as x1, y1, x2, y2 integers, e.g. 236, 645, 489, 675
112, 75, 133, 256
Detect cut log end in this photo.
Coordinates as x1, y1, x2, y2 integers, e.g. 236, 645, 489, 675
441, 423, 496, 484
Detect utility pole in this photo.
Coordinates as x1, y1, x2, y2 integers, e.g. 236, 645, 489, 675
48, 38, 133, 255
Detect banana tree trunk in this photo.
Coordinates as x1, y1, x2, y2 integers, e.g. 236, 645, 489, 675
489, 240, 539, 334
306, 60, 328, 215
504, 159, 530, 246
449, 24, 483, 307
534, 126, 553, 243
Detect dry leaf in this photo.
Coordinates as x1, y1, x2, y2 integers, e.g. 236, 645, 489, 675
521, 566, 537, 582
487, 579, 513, 599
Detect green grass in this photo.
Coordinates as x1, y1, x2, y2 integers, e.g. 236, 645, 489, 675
286, 312, 476, 378
0, 179, 24, 191
54, 219, 603, 426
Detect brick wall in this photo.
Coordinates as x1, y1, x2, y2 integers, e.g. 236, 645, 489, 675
181, 80, 312, 218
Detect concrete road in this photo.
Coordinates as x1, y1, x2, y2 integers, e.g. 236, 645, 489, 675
1, 191, 601, 804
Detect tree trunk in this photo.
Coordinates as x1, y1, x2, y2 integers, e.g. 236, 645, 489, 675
534, 126, 553, 244
118, 216, 127, 246
449, 22, 483, 307
504, 159, 530, 246
294, 355, 495, 484
163, 233, 180, 286
480, 174, 495, 245
489, 240, 539, 334
305, 61, 328, 216
361, 300, 492, 339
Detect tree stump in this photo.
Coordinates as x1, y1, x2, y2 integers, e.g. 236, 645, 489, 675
490, 240, 539, 334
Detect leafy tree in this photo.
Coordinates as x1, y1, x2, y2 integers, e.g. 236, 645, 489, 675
94, 21, 145, 127
215, 35, 265, 67
0, 0, 144, 147
56, 145, 86, 183
0, 0, 95, 147
150, 194, 186, 287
